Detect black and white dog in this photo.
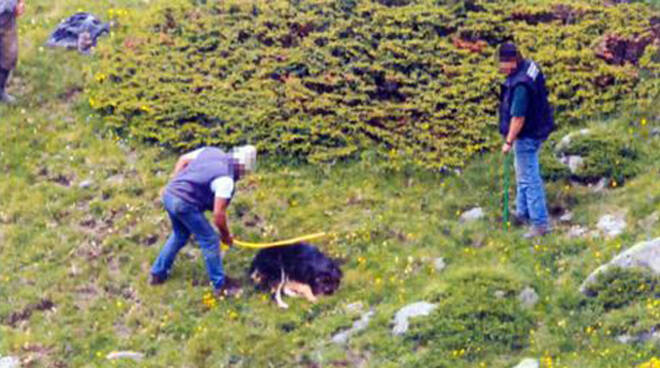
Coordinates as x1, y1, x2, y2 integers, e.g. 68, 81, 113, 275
249, 243, 342, 308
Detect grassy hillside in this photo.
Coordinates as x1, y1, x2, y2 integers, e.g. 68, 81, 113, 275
0, 0, 659, 367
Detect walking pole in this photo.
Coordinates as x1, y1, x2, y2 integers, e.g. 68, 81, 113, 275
503, 152, 512, 230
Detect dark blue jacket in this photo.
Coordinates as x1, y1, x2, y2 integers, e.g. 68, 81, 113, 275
499, 59, 554, 141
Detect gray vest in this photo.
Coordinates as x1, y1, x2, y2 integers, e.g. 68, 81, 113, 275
166, 148, 237, 211
0, 0, 16, 14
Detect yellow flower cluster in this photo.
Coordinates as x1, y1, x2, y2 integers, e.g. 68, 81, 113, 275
202, 292, 217, 309
640, 357, 660, 368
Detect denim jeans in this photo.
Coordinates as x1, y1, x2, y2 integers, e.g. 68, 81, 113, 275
514, 138, 550, 228
151, 192, 225, 290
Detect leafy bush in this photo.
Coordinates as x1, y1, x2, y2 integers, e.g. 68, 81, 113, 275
406, 268, 534, 362
89, 0, 660, 169
585, 267, 659, 311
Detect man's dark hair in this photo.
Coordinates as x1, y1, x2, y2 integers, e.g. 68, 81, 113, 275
499, 42, 523, 62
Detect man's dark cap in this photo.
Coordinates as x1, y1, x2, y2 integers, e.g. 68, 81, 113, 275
498, 42, 519, 61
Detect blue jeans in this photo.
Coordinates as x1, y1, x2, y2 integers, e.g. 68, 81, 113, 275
151, 192, 225, 290
514, 138, 550, 228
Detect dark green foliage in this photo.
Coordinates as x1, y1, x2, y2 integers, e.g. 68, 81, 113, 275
89, 0, 660, 169
407, 268, 534, 361
586, 267, 659, 311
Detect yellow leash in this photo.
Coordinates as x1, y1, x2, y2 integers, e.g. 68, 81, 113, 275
221, 232, 328, 250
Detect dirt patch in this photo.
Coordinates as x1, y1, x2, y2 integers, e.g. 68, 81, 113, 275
6, 298, 55, 327
595, 30, 658, 65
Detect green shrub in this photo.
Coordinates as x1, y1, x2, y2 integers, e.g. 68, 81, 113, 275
406, 268, 534, 361
585, 267, 659, 311
89, 0, 660, 169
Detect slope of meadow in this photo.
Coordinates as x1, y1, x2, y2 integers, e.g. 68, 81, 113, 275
0, 0, 659, 367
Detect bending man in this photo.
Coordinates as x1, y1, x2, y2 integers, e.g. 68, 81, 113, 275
150, 145, 257, 297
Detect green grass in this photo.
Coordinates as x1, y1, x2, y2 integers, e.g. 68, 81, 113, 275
0, 0, 659, 367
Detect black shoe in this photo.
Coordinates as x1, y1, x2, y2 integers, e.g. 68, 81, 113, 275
511, 214, 530, 228
149, 273, 166, 285
214, 277, 243, 298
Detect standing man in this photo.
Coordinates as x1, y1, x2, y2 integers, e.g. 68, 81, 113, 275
150, 145, 257, 297
0, 0, 24, 103
498, 42, 555, 239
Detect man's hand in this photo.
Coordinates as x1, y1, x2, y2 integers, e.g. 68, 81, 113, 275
15, 0, 25, 17
502, 142, 513, 155
221, 233, 233, 248
213, 197, 233, 248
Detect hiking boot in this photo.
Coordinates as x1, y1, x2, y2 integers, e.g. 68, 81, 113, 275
523, 226, 551, 239
511, 214, 530, 228
0, 91, 16, 104
149, 273, 167, 286
0, 68, 14, 104
214, 277, 243, 298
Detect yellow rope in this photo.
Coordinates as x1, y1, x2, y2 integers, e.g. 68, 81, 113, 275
222, 232, 328, 250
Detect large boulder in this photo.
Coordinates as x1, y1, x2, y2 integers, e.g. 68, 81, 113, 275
580, 238, 660, 294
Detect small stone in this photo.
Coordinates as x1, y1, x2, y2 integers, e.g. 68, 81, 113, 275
106, 174, 125, 185
433, 258, 446, 272
460, 207, 485, 223
513, 358, 540, 368
78, 179, 93, 189
591, 178, 608, 193
494, 290, 507, 299
518, 287, 539, 309
566, 225, 588, 238
106, 351, 145, 361
0, 356, 20, 368
332, 310, 374, 345
597, 213, 626, 238
559, 212, 574, 223
345, 302, 365, 314
566, 155, 584, 174
392, 302, 437, 336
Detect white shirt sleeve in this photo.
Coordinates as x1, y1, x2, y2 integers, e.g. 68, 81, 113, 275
182, 147, 206, 161
210, 177, 235, 199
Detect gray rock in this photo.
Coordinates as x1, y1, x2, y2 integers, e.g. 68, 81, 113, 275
566, 225, 588, 238
597, 213, 626, 238
345, 302, 365, 314
559, 212, 574, 223
0, 356, 20, 368
106, 174, 125, 185
640, 211, 660, 231
106, 351, 145, 361
580, 237, 660, 294
78, 179, 93, 189
332, 310, 375, 345
591, 178, 608, 193
560, 155, 585, 174
433, 258, 446, 272
460, 207, 485, 223
513, 358, 540, 368
518, 287, 539, 309
615, 330, 659, 345
494, 290, 507, 299
392, 302, 437, 336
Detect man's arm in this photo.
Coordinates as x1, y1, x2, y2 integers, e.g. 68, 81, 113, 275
213, 197, 233, 247
502, 85, 529, 154
15, 0, 25, 17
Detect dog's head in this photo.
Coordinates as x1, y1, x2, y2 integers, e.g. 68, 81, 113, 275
308, 257, 342, 296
